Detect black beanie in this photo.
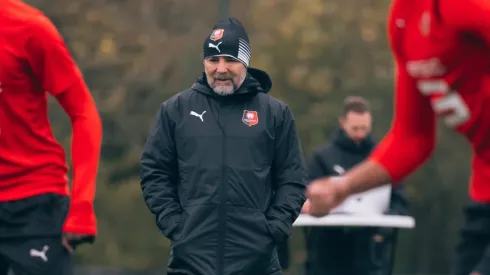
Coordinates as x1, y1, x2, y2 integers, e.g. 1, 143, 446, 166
203, 17, 251, 67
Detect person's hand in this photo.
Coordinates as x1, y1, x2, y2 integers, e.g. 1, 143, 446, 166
373, 234, 384, 243
62, 233, 93, 253
305, 176, 351, 217
301, 199, 311, 214
470, 272, 481, 275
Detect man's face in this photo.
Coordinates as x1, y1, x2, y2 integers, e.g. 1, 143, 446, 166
339, 111, 372, 143
204, 56, 247, 96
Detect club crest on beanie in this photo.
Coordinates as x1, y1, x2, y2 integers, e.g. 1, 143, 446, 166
203, 17, 251, 67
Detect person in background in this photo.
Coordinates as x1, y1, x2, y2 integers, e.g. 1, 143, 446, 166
0, 1, 102, 274
140, 17, 307, 275
304, 96, 408, 275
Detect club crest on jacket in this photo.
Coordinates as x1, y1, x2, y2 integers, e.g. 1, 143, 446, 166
242, 110, 258, 127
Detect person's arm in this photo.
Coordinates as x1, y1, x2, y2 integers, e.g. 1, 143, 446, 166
340, 59, 436, 195
440, 0, 490, 43
140, 102, 182, 240
56, 82, 102, 236
25, 15, 102, 236
266, 105, 308, 244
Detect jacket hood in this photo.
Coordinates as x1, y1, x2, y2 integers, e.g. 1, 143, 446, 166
331, 126, 375, 155
191, 67, 272, 97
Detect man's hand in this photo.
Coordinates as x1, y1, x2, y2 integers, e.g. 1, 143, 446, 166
305, 161, 393, 217
62, 233, 93, 253
304, 176, 351, 217
301, 199, 311, 214
373, 234, 384, 243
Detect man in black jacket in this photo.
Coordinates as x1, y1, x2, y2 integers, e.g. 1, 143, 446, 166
304, 96, 408, 275
140, 17, 307, 275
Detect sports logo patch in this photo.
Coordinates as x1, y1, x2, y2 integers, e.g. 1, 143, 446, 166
210, 29, 224, 41
242, 110, 259, 127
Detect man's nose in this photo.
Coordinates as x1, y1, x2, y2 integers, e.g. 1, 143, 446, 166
216, 59, 228, 73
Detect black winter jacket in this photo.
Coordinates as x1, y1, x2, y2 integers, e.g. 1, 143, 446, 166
140, 67, 307, 275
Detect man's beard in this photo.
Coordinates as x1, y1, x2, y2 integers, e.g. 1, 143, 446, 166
212, 83, 237, 96
211, 73, 245, 96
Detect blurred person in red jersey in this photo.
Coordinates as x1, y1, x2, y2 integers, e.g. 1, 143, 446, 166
0, 0, 102, 274
303, 1, 490, 274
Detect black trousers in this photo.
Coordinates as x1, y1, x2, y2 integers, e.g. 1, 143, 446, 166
304, 227, 396, 275
0, 193, 73, 275
453, 202, 490, 275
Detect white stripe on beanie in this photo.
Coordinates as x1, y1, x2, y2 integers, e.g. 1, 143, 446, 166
237, 38, 251, 66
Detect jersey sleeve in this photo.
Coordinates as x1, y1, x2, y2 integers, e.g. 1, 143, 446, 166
57, 80, 102, 236
24, 14, 83, 96
440, 0, 490, 43
369, 60, 437, 182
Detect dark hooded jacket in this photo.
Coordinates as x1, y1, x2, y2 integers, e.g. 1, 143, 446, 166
140, 67, 307, 275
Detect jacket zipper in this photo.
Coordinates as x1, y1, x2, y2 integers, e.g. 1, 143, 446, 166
218, 136, 226, 275
217, 106, 227, 275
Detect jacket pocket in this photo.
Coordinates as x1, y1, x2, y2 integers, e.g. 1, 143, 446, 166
169, 212, 187, 243
224, 206, 276, 275
168, 205, 219, 274
369, 236, 391, 269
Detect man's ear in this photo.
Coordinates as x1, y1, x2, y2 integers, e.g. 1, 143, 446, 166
338, 116, 345, 127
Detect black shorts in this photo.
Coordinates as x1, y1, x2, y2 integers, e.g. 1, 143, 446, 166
0, 193, 73, 275
0, 236, 73, 275
453, 202, 490, 275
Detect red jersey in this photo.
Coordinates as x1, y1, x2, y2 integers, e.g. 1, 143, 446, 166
370, 0, 490, 202
0, 0, 102, 235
